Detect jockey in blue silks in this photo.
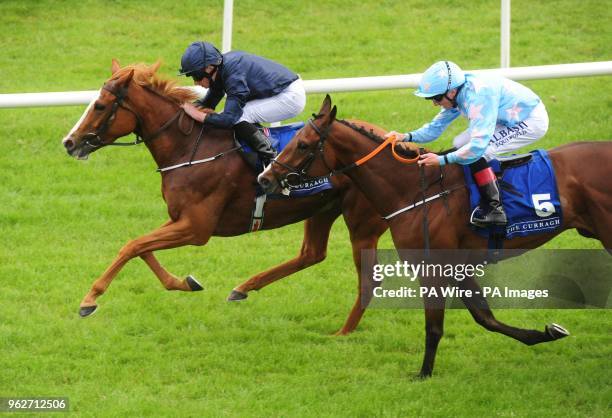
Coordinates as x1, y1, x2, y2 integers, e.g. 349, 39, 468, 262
387, 61, 549, 227
178, 41, 306, 163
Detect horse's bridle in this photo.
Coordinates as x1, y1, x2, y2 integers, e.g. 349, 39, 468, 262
271, 117, 414, 190
271, 117, 343, 189
81, 82, 139, 149
82, 81, 184, 149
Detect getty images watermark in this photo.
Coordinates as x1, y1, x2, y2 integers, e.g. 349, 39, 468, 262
360, 249, 612, 309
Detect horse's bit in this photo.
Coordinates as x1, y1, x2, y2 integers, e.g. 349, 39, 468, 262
271, 118, 343, 189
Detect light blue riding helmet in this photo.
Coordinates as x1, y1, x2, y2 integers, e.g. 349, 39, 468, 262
414, 61, 466, 98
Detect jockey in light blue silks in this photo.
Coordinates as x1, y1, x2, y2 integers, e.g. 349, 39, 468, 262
387, 61, 549, 227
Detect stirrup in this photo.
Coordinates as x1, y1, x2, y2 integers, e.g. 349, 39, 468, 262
470, 207, 507, 227
470, 207, 485, 227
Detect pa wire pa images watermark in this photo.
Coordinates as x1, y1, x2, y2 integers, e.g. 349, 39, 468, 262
361, 249, 612, 309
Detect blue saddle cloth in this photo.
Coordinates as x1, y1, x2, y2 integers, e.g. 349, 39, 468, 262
238, 122, 333, 198
463, 150, 563, 239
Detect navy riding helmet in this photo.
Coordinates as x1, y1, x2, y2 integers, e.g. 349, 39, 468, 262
178, 41, 223, 77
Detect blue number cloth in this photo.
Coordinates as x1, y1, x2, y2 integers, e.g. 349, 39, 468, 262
462, 150, 563, 239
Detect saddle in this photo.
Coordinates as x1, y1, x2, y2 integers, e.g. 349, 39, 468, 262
234, 122, 334, 198
497, 153, 533, 170
234, 122, 305, 173
463, 150, 562, 241
495, 153, 534, 197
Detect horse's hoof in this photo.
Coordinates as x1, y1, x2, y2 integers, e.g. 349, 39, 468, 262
79, 305, 98, 318
546, 323, 570, 340
227, 289, 248, 301
186, 275, 203, 291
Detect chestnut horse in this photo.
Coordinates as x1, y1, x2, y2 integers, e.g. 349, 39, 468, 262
259, 95, 612, 377
61, 61, 387, 334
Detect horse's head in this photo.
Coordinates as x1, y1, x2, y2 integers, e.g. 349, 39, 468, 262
62, 59, 154, 159
258, 94, 338, 194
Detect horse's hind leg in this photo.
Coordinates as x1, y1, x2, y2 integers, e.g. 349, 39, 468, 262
79, 218, 205, 317
458, 274, 569, 345
419, 276, 447, 378
228, 206, 341, 300
584, 202, 612, 250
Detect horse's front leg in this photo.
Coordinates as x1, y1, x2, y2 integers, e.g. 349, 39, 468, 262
79, 218, 206, 317
138, 220, 203, 292
140, 252, 203, 292
335, 192, 387, 335
228, 207, 341, 300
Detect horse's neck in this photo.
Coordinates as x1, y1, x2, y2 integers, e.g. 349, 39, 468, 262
334, 126, 460, 216
128, 88, 199, 168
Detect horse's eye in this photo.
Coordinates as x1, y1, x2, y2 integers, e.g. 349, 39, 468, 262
94, 102, 106, 111
297, 142, 309, 150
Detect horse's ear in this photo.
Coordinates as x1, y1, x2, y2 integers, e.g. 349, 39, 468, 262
150, 60, 161, 74
124, 69, 135, 84
329, 105, 337, 122
320, 94, 332, 115
111, 59, 121, 74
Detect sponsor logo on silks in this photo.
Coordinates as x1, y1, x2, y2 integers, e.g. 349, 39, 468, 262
506, 217, 561, 237
491, 121, 529, 146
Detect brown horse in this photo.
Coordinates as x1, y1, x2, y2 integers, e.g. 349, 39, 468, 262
61, 61, 387, 334
259, 95, 612, 377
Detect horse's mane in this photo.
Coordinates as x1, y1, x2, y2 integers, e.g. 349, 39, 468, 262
112, 62, 199, 104
336, 118, 454, 156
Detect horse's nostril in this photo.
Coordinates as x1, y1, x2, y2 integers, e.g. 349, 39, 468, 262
64, 139, 75, 150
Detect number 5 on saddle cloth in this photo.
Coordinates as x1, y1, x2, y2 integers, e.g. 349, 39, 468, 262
463, 150, 563, 243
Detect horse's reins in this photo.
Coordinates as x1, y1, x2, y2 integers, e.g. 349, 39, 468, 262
271, 118, 421, 190
272, 117, 427, 185
272, 117, 464, 251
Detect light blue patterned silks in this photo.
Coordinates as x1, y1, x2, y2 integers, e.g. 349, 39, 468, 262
408, 73, 541, 166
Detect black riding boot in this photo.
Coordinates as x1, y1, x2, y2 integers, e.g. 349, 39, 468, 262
234, 121, 277, 163
469, 158, 508, 226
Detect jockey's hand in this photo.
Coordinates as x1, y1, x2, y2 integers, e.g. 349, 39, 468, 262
181, 102, 206, 122
418, 152, 441, 167
385, 131, 407, 141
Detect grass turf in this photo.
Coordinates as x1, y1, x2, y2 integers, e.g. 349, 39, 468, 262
0, 0, 610, 416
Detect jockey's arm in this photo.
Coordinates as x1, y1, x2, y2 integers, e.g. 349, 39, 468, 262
442, 93, 499, 166
196, 83, 224, 110
202, 72, 250, 128
203, 95, 246, 128
409, 108, 460, 143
